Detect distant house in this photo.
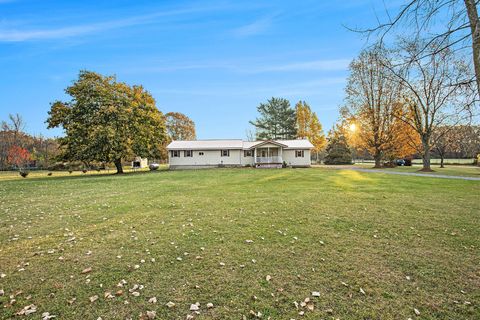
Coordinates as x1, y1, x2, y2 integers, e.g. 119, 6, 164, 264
166, 139, 313, 169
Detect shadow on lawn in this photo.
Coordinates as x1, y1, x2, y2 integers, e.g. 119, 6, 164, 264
2, 168, 169, 183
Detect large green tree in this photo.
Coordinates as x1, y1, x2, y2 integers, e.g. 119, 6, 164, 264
47, 71, 167, 173
250, 97, 297, 140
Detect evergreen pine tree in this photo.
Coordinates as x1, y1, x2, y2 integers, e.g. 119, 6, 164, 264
324, 130, 352, 165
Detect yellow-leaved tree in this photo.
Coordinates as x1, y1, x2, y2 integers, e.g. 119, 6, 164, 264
295, 101, 326, 161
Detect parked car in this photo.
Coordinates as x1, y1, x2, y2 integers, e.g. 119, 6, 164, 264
395, 159, 406, 166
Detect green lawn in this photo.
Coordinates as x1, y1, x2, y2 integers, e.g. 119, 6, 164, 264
0, 168, 479, 319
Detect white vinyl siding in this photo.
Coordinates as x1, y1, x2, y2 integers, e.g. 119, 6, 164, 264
169, 150, 242, 166
283, 149, 310, 166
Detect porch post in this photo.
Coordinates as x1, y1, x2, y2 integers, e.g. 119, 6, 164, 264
254, 148, 257, 165
267, 147, 270, 163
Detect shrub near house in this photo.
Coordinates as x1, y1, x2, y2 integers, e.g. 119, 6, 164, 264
324, 135, 352, 165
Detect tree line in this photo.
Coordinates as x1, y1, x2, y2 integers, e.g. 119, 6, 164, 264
1, 71, 197, 173
335, 0, 480, 171
0, 114, 59, 170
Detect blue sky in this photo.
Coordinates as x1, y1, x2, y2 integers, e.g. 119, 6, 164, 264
0, 0, 401, 139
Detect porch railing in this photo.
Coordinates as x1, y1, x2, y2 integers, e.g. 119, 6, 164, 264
255, 156, 283, 164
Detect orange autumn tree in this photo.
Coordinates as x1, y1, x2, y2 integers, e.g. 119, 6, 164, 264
344, 47, 406, 167
165, 112, 196, 141
342, 105, 420, 164
7, 145, 31, 169
386, 106, 421, 161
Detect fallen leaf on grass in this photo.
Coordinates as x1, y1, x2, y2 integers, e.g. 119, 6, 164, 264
16, 304, 37, 315
306, 302, 314, 311
190, 303, 200, 311
81, 267, 92, 274
42, 312, 56, 320
148, 297, 157, 304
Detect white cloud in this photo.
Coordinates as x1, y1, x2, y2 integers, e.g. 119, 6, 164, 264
120, 58, 351, 74
232, 15, 275, 37
244, 59, 351, 73
151, 76, 346, 97
0, 5, 225, 42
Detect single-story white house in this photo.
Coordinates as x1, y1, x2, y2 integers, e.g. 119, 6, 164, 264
166, 139, 313, 169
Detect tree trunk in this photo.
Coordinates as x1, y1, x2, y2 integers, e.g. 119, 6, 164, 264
420, 137, 433, 171
114, 158, 123, 174
465, 0, 480, 96
373, 148, 382, 168
440, 155, 445, 168
374, 156, 382, 168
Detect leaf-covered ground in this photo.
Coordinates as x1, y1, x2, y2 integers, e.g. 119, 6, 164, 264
0, 168, 479, 319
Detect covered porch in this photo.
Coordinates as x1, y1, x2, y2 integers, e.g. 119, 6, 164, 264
252, 141, 287, 165
254, 147, 283, 164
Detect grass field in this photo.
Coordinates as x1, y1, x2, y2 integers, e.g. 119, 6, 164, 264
353, 163, 480, 178
0, 168, 479, 319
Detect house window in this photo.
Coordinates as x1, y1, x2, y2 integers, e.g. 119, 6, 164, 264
171, 150, 180, 157
199, 152, 204, 156
184, 150, 193, 157
295, 150, 304, 158
244, 150, 253, 157
221, 150, 230, 157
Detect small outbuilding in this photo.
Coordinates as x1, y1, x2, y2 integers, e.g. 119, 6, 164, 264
132, 157, 148, 169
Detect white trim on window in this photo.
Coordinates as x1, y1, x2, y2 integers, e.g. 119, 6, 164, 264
184, 150, 193, 157
171, 150, 180, 157
221, 150, 230, 157
295, 150, 304, 158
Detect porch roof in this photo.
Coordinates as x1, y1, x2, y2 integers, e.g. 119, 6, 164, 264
245, 140, 288, 149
